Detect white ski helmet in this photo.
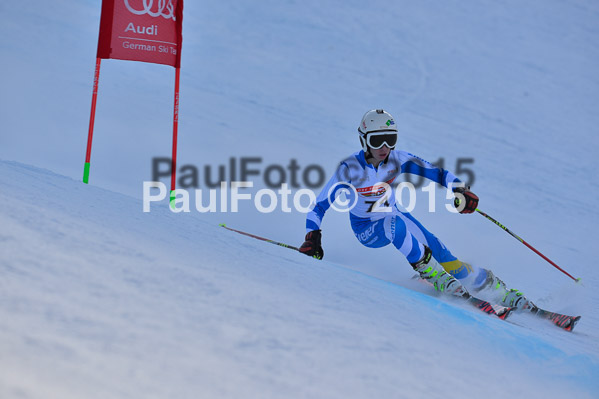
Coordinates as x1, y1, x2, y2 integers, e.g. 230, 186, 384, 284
357, 109, 398, 151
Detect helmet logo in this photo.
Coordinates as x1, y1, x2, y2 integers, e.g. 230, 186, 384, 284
386, 119, 395, 127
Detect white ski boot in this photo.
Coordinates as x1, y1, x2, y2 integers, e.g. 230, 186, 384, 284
411, 247, 468, 297
475, 269, 534, 310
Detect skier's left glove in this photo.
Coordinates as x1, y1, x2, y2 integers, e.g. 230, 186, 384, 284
453, 186, 479, 214
299, 230, 324, 260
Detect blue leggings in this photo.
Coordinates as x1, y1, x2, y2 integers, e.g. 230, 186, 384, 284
350, 207, 487, 285
350, 207, 457, 265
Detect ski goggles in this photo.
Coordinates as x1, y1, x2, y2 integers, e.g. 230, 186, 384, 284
364, 131, 398, 149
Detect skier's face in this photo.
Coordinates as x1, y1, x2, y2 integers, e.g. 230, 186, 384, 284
369, 145, 391, 163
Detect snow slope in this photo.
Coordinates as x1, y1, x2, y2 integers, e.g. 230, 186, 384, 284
1, 0, 599, 397
1, 160, 598, 399
1, 0, 597, 281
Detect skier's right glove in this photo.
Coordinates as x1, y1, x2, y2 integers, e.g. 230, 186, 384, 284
299, 230, 324, 260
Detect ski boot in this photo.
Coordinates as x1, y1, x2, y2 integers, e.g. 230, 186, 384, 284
411, 247, 468, 297
475, 269, 534, 310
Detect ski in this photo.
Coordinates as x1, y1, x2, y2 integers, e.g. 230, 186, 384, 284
528, 306, 581, 332
502, 295, 582, 331
411, 275, 514, 320
464, 293, 514, 320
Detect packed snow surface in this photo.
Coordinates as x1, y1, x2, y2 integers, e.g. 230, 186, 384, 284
1, 0, 598, 398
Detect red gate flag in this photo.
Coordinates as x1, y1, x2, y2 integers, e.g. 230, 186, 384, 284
84, 0, 184, 202
97, 0, 183, 67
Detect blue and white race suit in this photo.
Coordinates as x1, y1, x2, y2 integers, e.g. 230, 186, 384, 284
306, 149, 486, 285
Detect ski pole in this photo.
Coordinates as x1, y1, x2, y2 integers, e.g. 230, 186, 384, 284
475, 209, 580, 282
219, 224, 301, 252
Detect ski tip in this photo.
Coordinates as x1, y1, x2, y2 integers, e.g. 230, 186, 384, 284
564, 316, 582, 332
219, 223, 226, 227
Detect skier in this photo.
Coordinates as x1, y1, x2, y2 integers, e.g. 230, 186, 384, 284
299, 109, 532, 310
